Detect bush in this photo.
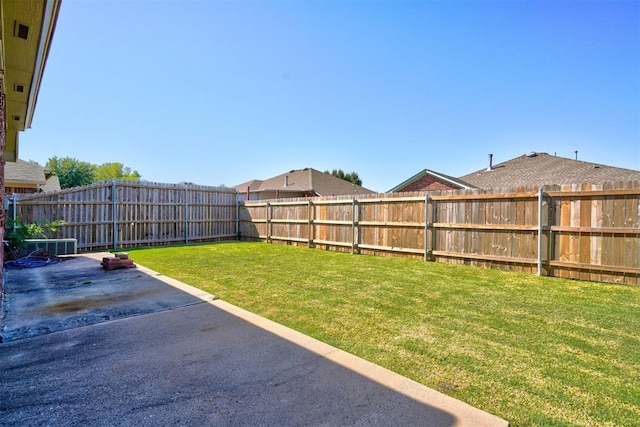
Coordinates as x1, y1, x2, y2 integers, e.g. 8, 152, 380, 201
5, 219, 65, 253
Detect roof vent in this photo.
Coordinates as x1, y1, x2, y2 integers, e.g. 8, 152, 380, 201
526, 152, 538, 158
487, 153, 493, 171
14, 22, 29, 40
284, 175, 289, 187
14, 84, 24, 93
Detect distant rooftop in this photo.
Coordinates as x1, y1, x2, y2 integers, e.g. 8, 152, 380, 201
460, 152, 640, 189
234, 168, 376, 197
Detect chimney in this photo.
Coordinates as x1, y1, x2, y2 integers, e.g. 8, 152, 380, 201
574, 150, 578, 160
487, 153, 493, 171
284, 175, 289, 187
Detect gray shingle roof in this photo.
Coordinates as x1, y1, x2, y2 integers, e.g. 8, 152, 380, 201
40, 175, 61, 192
4, 159, 47, 185
234, 168, 376, 196
459, 152, 640, 189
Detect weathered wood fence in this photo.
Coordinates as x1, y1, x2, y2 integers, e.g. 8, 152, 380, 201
8, 180, 238, 251
239, 182, 640, 285
8, 179, 639, 285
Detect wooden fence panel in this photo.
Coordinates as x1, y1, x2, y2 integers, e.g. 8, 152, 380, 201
10, 181, 237, 250
241, 182, 638, 285
10, 179, 639, 285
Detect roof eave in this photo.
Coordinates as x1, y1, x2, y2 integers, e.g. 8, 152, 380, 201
388, 169, 428, 192
24, 0, 62, 129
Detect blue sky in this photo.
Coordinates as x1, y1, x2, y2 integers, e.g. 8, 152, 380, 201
20, 0, 640, 192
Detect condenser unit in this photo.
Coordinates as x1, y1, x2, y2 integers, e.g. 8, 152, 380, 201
24, 239, 78, 256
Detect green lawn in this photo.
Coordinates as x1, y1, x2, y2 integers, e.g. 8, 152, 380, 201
128, 242, 640, 427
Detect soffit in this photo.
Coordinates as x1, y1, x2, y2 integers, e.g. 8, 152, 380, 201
1, 0, 61, 161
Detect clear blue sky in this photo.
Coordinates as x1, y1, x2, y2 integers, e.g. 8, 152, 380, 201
20, 0, 640, 192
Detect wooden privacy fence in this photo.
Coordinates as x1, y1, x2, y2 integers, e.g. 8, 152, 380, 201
239, 181, 640, 285
8, 180, 238, 251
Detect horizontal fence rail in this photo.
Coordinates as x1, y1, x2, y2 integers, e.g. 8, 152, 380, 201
239, 182, 640, 286
8, 179, 639, 285
8, 180, 238, 251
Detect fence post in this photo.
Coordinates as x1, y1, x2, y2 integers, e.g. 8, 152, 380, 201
112, 181, 118, 250
184, 185, 189, 244
12, 194, 17, 225
424, 194, 430, 262
307, 200, 312, 248
236, 193, 241, 241
430, 194, 437, 260
7, 194, 17, 233
266, 201, 271, 243
351, 197, 358, 255
537, 187, 544, 276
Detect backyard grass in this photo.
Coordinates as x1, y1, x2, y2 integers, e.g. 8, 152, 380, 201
128, 241, 640, 427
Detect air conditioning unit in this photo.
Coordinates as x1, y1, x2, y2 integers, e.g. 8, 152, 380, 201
24, 239, 78, 256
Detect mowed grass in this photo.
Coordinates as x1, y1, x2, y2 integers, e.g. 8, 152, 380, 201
129, 242, 640, 426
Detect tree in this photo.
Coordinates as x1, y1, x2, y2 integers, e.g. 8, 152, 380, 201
324, 169, 363, 186
94, 162, 141, 182
46, 156, 95, 189
45, 157, 142, 189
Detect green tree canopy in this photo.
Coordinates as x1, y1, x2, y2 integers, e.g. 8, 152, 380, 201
324, 169, 363, 186
46, 156, 95, 189
94, 162, 141, 182
45, 157, 142, 189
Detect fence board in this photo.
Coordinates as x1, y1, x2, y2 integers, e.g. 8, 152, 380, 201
10, 181, 237, 250
10, 180, 639, 285
241, 182, 639, 285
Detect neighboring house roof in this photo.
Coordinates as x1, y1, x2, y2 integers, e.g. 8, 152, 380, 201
388, 169, 475, 192
40, 174, 61, 192
234, 168, 376, 197
4, 159, 47, 185
236, 179, 265, 193
4, 159, 61, 192
460, 152, 640, 189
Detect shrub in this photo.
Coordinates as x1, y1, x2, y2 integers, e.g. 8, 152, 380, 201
5, 218, 65, 253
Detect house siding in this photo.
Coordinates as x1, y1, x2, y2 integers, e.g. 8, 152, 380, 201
397, 175, 461, 192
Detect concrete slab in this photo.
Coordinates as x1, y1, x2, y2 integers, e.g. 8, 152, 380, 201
0, 254, 509, 426
1, 254, 211, 342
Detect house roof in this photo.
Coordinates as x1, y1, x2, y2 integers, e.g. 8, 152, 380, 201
40, 174, 61, 192
4, 159, 47, 185
388, 169, 475, 192
460, 152, 640, 189
1, 0, 62, 161
234, 168, 376, 197
235, 179, 264, 193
